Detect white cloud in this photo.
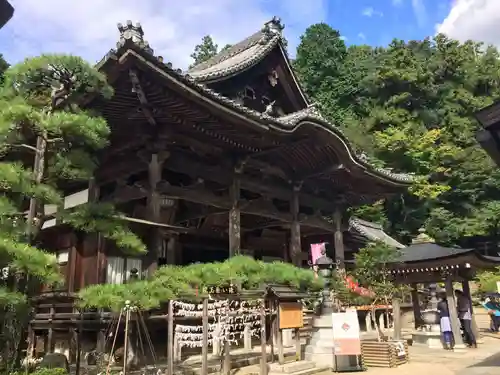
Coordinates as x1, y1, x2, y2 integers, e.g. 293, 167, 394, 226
362, 7, 383, 17
411, 0, 427, 28
436, 0, 500, 48
358, 32, 366, 40
2, 0, 327, 68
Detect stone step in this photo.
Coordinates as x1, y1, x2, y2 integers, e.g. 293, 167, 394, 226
268, 366, 330, 375
269, 360, 315, 373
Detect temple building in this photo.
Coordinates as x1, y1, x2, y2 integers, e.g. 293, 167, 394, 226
31, 19, 412, 360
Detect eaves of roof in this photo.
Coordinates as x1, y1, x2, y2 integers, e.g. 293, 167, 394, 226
94, 24, 415, 187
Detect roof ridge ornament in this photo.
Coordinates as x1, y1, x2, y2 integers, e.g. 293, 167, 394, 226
412, 227, 435, 244
259, 16, 284, 44
117, 20, 153, 54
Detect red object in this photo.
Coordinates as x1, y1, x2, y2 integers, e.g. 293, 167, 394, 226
345, 276, 374, 297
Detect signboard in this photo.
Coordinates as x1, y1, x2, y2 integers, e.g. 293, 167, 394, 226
332, 311, 361, 355
203, 284, 238, 295
279, 302, 304, 329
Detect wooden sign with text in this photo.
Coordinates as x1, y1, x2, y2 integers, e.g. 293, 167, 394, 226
203, 284, 238, 295
279, 302, 304, 329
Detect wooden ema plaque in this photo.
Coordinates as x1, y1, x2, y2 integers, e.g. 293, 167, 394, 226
278, 302, 304, 329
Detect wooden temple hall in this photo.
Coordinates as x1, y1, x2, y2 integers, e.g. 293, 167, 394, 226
31, 19, 412, 358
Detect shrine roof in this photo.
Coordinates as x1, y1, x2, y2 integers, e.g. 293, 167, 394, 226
390, 241, 500, 272
187, 23, 279, 80
348, 217, 405, 249
397, 243, 473, 263
93, 21, 415, 189
187, 17, 300, 86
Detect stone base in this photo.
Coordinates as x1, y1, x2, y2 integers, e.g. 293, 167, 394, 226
412, 331, 443, 349
304, 313, 362, 372
268, 360, 328, 375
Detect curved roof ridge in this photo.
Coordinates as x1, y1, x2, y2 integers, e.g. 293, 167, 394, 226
348, 217, 405, 249
188, 16, 285, 80
96, 21, 416, 187
188, 35, 281, 81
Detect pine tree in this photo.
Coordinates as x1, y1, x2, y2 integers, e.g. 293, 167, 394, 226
0, 54, 145, 367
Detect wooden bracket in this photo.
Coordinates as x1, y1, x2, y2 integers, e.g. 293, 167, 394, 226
129, 69, 157, 127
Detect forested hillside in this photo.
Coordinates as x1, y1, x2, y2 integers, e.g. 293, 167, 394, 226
192, 24, 500, 247
294, 23, 500, 246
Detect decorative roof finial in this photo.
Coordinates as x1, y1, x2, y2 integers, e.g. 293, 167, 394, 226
263, 16, 285, 35
117, 20, 153, 54
412, 227, 435, 244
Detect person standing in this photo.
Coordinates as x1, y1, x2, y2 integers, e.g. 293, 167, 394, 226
482, 296, 500, 332
437, 294, 453, 350
455, 290, 477, 348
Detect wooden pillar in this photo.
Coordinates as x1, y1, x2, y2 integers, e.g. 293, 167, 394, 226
166, 235, 177, 265
229, 169, 241, 257
333, 208, 344, 268
260, 301, 267, 375
86, 178, 100, 286
445, 277, 466, 348
201, 299, 209, 375
410, 283, 421, 329
167, 300, 174, 375
289, 183, 301, 266
146, 152, 166, 276
462, 280, 480, 339
392, 297, 402, 340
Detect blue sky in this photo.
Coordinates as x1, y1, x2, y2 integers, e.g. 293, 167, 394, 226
0, 1, 496, 68
324, 0, 452, 46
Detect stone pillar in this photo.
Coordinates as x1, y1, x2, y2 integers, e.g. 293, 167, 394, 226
289, 183, 301, 266
333, 209, 344, 268
392, 298, 402, 340
445, 277, 466, 349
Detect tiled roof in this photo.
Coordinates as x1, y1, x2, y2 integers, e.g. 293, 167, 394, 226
95, 21, 415, 186
397, 243, 471, 262
348, 217, 405, 249
188, 17, 283, 81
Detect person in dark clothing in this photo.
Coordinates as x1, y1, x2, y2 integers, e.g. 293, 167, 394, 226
455, 290, 477, 348
437, 296, 453, 350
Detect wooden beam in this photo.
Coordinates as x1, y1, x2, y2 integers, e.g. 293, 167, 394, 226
129, 69, 158, 127
105, 181, 337, 233
174, 207, 228, 223
289, 183, 301, 266
229, 169, 241, 257
299, 163, 346, 180
99, 152, 337, 210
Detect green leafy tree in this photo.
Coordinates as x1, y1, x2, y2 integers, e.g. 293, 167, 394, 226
189, 35, 232, 68
353, 242, 407, 340
476, 268, 500, 294
295, 29, 500, 245
0, 54, 8, 84
294, 24, 348, 124
0, 54, 145, 369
